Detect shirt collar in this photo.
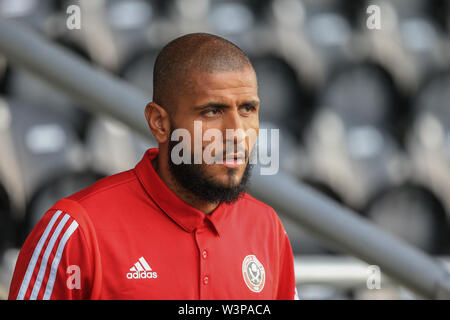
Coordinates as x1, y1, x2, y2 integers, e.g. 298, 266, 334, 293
135, 148, 229, 236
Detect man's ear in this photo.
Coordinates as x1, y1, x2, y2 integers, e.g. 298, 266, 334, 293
145, 102, 171, 143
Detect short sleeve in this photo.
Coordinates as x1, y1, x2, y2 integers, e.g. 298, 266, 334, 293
8, 209, 94, 300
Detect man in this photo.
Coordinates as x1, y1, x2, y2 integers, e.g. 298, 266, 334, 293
9, 33, 298, 300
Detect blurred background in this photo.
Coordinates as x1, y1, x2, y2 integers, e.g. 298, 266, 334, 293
0, 0, 450, 299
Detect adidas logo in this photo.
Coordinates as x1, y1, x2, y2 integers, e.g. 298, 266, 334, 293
126, 256, 158, 279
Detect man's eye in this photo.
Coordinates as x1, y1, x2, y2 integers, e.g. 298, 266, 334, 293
204, 109, 220, 116
241, 105, 255, 113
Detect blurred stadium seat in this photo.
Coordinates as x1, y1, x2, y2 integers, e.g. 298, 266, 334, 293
404, 72, 450, 253
0, 98, 91, 243
303, 63, 408, 210
365, 184, 448, 254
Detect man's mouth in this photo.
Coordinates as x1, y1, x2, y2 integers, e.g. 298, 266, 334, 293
223, 152, 246, 168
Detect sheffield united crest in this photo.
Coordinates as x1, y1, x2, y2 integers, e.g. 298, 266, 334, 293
242, 255, 265, 293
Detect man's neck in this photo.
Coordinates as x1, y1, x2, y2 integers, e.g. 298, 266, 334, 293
151, 155, 219, 215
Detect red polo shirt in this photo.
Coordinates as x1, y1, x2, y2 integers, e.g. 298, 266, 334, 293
9, 148, 298, 300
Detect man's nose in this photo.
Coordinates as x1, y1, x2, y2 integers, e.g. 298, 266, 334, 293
225, 110, 246, 144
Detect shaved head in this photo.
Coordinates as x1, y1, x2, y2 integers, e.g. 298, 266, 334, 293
153, 33, 254, 115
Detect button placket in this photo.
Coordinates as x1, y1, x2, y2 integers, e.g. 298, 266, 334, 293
194, 227, 212, 299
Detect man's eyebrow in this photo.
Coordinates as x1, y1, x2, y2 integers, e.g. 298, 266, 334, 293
194, 102, 231, 110
194, 100, 260, 110
239, 100, 260, 107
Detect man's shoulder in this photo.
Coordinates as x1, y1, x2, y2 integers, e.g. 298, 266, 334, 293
47, 169, 140, 228
240, 193, 278, 218
67, 169, 138, 203
240, 193, 271, 209
238, 193, 286, 236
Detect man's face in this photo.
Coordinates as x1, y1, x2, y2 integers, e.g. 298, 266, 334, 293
169, 66, 260, 193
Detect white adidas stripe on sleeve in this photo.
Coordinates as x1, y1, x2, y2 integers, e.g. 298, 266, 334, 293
29, 214, 70, 300
43, 220, 79, 300
17, 210, 63, 300
16, 211, 79, 300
